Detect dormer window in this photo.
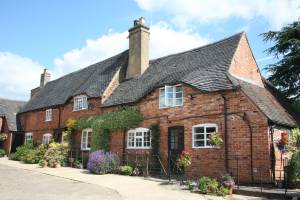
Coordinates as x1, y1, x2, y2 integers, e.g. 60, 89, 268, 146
45, 109, 52, 121
159, 85, 183, 108
73, 95, 88, 111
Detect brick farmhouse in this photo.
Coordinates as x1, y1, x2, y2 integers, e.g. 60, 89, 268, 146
8, 18, 300, 183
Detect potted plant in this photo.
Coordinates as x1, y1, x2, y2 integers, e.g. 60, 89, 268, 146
221, 175, 235, 195
0, 133, 8, 141
209, 132, 223, 147
38, 159, 47, 168
0, 149, 6, 157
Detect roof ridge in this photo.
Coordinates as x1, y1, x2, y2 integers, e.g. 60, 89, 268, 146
150, 32, 244, 63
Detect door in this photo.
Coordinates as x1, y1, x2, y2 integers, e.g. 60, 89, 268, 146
168, 126, 184, 173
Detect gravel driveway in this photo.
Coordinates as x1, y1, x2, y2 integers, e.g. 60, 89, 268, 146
0, 164, 121, 200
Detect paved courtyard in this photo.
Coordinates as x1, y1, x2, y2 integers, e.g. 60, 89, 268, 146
0, 164, 121, 200
0, 158, 268, 200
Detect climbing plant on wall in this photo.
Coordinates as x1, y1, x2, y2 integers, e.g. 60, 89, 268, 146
76, 108, 143, 151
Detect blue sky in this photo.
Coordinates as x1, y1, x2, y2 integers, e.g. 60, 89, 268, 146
0, 0, 299, 100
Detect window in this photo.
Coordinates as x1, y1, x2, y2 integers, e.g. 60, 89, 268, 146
159, 85, 183, 108
73, 95, 88, 111
25, 132, 33, 143
45, 109, 52, 121
42, 133, 52, 145
127, 128, 151, 149
192, 124, 218, 148
81, 128, 92, 150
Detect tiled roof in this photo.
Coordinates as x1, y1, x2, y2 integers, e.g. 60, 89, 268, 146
0, 98, 26, 131
19, 51, 128, 113
233, 77, 299, 127
103, 32, 243, 106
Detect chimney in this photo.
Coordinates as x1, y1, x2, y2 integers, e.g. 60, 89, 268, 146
40, 69, 51, 88
126, 17, 150, 79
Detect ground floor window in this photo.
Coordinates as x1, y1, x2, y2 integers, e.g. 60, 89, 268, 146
81, 128, 92, 150
25, 132, 33, 143
42, 133, 52, 145
127, 128, 151, 149
192, 123, 218, 148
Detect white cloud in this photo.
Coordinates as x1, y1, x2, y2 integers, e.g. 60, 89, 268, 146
52, 22, 209, 76
0, 52, 43, 100
134, 0, 300, 29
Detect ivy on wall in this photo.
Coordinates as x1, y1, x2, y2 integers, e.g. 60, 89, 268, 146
76, 108, 143, 151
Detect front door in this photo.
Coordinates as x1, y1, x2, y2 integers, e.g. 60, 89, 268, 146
168, 126, 184, 173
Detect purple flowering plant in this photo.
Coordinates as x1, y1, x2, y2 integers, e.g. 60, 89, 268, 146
87, 150, 120, 174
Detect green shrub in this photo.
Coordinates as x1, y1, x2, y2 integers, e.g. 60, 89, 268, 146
8, 153, 18, 160
38, 159, 47, 167
0, 149, 5, 157
198, 176, 219, 194
119, 165, 133, 175
73, 160, 83, 169
286, 152, 300, 188
23, 144, 47, 164
14, 142, 34, 161
217, 186, 230, 196
44, 143, 68, 167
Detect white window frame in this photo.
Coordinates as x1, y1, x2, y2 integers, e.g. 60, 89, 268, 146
81, 128, 92, 151
159, 84, 183, 108
73, 95, 88, 111
25, 132, 33, 143
42, 133, 52, 145
45, 109, 52, 122
192, 123, 218, 148
127, 128, 151, 149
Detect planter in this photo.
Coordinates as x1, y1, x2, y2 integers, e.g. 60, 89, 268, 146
228, 187, 233, 195
54, 163, 61, 168
68, 157, 75, 163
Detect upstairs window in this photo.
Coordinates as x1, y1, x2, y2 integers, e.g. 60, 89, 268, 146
192, 124, 218, 148
74, 95, 88, 111
42, 133, 52, 145
81, 128, 92, 150
159, 85, 183, 108
45, 109, 52, 121
25, 132, 33, 143
127, 128, 151, 149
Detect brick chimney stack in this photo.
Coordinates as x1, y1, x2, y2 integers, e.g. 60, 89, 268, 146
40, 69, 51, 88
126, 17, 150, 79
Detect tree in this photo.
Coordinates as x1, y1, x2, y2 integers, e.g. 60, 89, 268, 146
262, 20, 300, 103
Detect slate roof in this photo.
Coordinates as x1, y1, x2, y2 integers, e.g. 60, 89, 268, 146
18, 31, 298, 127
229, 76, 299, 127
20, 51, 128, 113
103, 32, 243, 106
0, 98, 26, 131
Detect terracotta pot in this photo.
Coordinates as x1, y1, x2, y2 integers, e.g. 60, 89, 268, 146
54, 163, 61, 168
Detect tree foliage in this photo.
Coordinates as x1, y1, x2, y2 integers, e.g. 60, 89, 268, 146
262, 20, 300, 101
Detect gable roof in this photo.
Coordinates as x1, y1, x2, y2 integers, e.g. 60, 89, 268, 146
229, 75, 299, 127
0, 98, 26, 131
19, 50, 128, 113
103, 32, 243, 106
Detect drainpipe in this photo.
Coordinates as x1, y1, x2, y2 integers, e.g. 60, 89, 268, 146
242, 113, 254, 183
221, 94, 229, 172
122, 130, 126, 160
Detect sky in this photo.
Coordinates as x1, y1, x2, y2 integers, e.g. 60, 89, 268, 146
0, 0, 299, 101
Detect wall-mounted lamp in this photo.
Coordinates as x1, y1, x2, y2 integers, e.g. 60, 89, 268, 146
188, 93, 195, 100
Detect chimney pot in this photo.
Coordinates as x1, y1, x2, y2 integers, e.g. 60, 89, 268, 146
40, 68, 51, 88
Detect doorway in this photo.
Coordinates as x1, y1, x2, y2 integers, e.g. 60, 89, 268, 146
168, 126, 184, 174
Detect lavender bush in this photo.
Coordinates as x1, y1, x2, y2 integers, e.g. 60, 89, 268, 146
87, 150, 120, 174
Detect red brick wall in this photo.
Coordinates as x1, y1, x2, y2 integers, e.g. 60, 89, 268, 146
108, 84, 272, 183
0, 117, 12, 154
229, 33, 263, 85
19, 97, 103, 144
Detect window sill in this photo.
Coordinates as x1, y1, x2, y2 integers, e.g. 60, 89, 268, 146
159, 105, 183, 109
73, 108, 88, 112
81, 148, 91, 151
192, 146, 218, 149
126, 147, 152, 150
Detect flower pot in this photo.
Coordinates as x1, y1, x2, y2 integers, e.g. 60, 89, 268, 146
68, 157, 75, 163
228, 187, 233, 195
54, 163, 61, 168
